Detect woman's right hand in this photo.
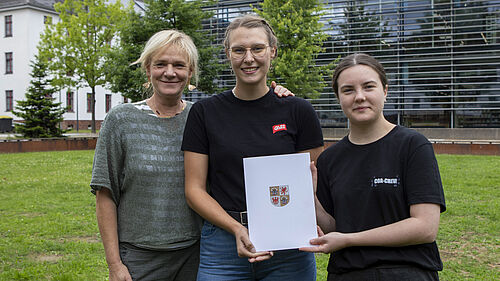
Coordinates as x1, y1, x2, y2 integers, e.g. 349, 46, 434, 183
234, 225, 274, 263
109, 262, 132, 281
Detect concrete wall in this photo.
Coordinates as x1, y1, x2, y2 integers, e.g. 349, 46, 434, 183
0, 137, 97, 153
323, 128, 500, 142
1, 135, 499, 155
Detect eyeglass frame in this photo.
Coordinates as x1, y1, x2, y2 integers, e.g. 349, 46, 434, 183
228, 44, 272, 60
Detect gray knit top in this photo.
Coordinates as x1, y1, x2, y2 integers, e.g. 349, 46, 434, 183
90, 100, 201, 250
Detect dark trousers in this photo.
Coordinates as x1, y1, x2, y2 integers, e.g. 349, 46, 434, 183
119, 241, 200, 281
327, 265, 439, 281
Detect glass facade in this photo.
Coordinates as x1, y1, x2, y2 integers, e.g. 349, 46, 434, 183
199, 0, 500, 128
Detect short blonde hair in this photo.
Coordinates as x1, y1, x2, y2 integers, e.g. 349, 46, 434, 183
132, 29, 199, 85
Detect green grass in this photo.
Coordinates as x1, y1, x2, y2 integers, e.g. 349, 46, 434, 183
0, 151, 105, 280
0, 151, 498, 280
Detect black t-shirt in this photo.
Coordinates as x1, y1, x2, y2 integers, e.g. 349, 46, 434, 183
316, 125, 446, 273
182, 89, 324, 211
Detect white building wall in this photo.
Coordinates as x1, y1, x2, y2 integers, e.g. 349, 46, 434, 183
1, 9, 34, 118
0, 4, 126, 125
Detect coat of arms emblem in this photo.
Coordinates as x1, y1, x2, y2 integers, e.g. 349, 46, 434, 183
269, 185, 290, 207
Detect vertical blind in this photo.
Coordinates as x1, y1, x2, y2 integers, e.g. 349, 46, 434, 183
200, 0, 500, 128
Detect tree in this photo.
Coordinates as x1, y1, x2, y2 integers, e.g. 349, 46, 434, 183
13, 54, 65, 138
335, 2, 391, 54
106, 0, 225, 102
105, 7, 148, 102
39, 0, 125, 133
256, 0, 333, 98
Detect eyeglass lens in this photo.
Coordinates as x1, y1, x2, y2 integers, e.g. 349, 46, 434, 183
231, 45, 268, 59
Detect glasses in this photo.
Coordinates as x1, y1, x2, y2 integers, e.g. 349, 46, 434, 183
230, 44, 270, 60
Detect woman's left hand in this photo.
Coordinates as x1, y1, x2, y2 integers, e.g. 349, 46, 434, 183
271, 81, 295, 97
299, 226, 349, 254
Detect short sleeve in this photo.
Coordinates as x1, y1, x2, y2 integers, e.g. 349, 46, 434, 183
405, 140, 446, 213
181, 102, 209, 155
295, 99, 324, 151
89, 111, 123, 204
316, 152, 334, 217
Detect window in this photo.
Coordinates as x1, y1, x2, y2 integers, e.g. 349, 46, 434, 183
44, 15, 52, 25
87, 93, 92, 113
205, 0, 500, 128
6, 90, 13, 112
5, 52, 13, 74
486, 15, 498, 44
123, 96, 128, 103
105, 94, 112, 113
5, 15, 12, 37
66, 91, 74, 112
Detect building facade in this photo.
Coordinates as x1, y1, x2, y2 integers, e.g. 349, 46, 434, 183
0, 0, 127, 130
202, 0, 500, 128
1, 0, 499, 129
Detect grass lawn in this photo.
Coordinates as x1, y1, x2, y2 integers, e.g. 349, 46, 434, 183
0, 151, 498, 280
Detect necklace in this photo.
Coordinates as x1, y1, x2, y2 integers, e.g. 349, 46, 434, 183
148, 97, 185, 118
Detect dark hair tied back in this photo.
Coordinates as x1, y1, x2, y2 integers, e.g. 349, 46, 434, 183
332, 53, 387, 97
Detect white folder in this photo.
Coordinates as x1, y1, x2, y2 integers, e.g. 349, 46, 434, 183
243, 153, 317, 251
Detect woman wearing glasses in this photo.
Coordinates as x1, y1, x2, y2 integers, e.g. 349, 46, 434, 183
182, 15, 324, 280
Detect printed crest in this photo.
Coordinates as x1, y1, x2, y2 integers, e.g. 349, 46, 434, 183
269, 185, 290, 207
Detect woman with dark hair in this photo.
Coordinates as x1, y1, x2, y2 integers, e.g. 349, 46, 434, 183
301, 53, 446, 281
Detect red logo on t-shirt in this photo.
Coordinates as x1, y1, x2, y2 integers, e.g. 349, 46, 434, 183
272, 124, 287, 134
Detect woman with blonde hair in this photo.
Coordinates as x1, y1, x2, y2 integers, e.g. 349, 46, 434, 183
182, 15, 324, 280
91, 28, 294, 281
91, 29, 202, 281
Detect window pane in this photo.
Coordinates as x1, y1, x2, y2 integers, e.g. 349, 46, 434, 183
5, 15, 12, 37
5, 52, 13, 74
6, 90, 13, 112
105, 94, 111, 113
66, 91, 74, 112
87, 93, 92, 113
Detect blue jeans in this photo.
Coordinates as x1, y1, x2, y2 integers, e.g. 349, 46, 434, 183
197, 221, 316, 281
